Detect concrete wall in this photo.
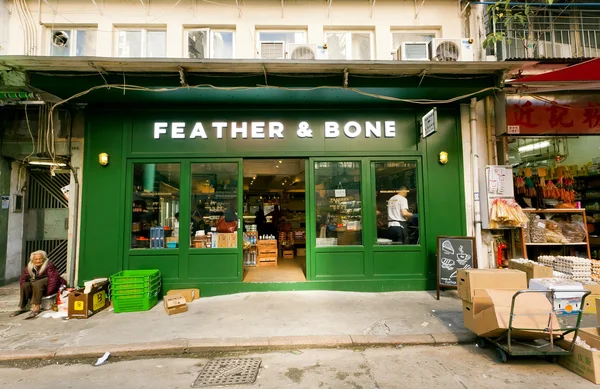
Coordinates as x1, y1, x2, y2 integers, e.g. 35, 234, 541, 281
0, 157, 10, 285
5, 0, 472, 60
5, 161, 25, 283
461, 100, 492, 269
0, 0, 9, 55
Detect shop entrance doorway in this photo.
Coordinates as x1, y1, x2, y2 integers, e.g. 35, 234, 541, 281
242, 159, 307, 282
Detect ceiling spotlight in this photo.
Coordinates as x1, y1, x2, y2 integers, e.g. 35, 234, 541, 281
278, 160, 282, 163
276, 165, 279, 168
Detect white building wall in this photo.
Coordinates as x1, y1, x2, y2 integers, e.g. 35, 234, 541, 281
5, 0, 470, 60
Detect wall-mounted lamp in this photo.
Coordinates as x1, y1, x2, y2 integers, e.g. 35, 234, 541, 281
98, 153, 109, 166
439, 151, 449, 165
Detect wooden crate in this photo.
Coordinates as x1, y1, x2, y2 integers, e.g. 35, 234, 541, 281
283, 250, 294, 259
258, 255, 278, 267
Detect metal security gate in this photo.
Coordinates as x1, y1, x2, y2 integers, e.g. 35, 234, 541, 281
24, 170, 70, 275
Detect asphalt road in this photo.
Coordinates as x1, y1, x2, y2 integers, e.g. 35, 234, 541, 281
0, 344, 594, 389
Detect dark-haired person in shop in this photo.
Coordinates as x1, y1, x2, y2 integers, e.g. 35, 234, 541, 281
387, 186, 413, 244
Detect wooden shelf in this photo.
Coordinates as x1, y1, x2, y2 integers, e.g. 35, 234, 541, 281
521, 209, 592, 259
526, 243, 588, 246
523, 209, 586, 213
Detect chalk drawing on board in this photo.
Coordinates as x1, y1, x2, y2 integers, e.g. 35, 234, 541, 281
442, 240, 454, 255
462, 264, 472, 270
456, 246, 472, 266
449, 271, 457, 279
441, 258, 455, 271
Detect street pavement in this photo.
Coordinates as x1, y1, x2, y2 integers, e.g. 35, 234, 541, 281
0, 345, 594, 389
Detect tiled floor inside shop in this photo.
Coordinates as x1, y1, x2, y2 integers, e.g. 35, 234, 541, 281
243, 257, 307, 283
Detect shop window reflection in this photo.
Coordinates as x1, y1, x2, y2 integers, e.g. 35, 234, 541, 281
374, 161, 419, 245
315, 162, 362, 246
190, 163, 238, 249
131, 163, 180, 249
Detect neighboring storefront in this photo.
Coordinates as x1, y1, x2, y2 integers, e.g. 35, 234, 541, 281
503, 61, 600, 263
0, 57, 522, 296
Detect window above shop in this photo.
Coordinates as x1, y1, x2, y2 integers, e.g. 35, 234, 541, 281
116, 27, 166, 58
256, 30, 307, 59
324, 30, 373, 60
185, 28, 235, 59
47, 27, 97, 56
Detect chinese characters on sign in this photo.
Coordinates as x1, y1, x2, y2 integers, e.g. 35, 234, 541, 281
506, 95, 600, 135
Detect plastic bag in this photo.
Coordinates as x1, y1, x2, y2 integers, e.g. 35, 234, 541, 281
545, 228, 569, 243
529, 218, 546, 243
560, 222, 587, 243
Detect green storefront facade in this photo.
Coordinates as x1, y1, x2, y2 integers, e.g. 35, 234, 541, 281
1, 58, 518, 296
79, 107, 466, 296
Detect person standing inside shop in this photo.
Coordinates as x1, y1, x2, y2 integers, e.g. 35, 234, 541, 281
387, 186, 413, 244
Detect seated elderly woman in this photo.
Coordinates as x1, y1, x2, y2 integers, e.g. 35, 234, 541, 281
10, 250, 62, 319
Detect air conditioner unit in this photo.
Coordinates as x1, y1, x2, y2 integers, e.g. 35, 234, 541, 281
287, 43, 328, 60
430, 38, 474, 61
397, 42, 430, 61
259, 41, 285, 59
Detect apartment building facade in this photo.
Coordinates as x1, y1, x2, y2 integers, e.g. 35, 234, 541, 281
1, 1, 525, 294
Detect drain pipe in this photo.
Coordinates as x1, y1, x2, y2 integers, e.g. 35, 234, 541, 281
470, 97, 484, 268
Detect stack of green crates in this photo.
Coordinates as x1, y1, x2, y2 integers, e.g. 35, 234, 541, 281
110, 269, 161, 313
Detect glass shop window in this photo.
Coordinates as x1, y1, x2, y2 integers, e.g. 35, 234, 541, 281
190, 163, 239, 249
186, 29, 235, 59
324, 31, 373, 60
374, 161, 419, 245
48, 28, 97, 56
131, 163, 180, 249
315, 161, 362, 247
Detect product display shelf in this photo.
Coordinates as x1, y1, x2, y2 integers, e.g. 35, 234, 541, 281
521, 209, 591, 259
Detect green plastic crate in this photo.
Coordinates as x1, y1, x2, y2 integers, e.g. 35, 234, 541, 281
111, 287, 160, 300
110, 269, 161, 289
113, 293, 159, 313
111, 277, 161, 295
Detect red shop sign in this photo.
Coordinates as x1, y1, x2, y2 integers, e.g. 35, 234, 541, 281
505, 94, 600, 135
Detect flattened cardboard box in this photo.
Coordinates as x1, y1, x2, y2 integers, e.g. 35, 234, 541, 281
164, 294, 188, 316
68, 280, 110, 319
457, 269, 527, 303
166, 288, 200, 303
464, 289, 560, 339
559, 327, 600, 384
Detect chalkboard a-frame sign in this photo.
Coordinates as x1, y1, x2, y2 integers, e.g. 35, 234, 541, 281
436, 236, 477, 300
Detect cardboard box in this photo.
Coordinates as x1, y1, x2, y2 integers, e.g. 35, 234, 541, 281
164, 294, 188, 315
529, 278, 587, 315
508, 261, 553, 282
582, 295, 600, 314
217, 233, 237, 248
68, 280, 110, 319
584, 283, 600, 295
559, 328, 600, 384
457, 269, 527, 303
464, 289, 560, 339
166, 288, 200, 303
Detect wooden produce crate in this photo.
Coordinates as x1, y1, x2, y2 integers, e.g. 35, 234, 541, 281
258, 240, 278, 267
283, 250, 294, 259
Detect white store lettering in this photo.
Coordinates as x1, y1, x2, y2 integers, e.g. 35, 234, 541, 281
152, 120, 397, 140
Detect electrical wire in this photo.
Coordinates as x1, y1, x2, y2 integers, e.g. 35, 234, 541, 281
23, 104, 36, 163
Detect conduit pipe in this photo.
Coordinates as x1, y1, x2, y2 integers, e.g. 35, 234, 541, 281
470, 97, 484, 268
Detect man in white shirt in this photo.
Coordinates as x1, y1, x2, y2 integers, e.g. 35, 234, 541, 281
387, 186, 413, 244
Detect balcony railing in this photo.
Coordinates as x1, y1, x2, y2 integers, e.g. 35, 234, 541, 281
488, 7, 600, 60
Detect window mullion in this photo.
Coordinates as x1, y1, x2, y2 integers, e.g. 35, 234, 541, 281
347, 32, 352, 60
142, 29, 147, 58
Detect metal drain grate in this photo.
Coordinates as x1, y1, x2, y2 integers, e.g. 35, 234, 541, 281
192, 357, 262, 387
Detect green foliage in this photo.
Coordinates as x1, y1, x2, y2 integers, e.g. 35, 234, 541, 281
484, 0, 555, 50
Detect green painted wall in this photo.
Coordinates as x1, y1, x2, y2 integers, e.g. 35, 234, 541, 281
79, 107, 466, 294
